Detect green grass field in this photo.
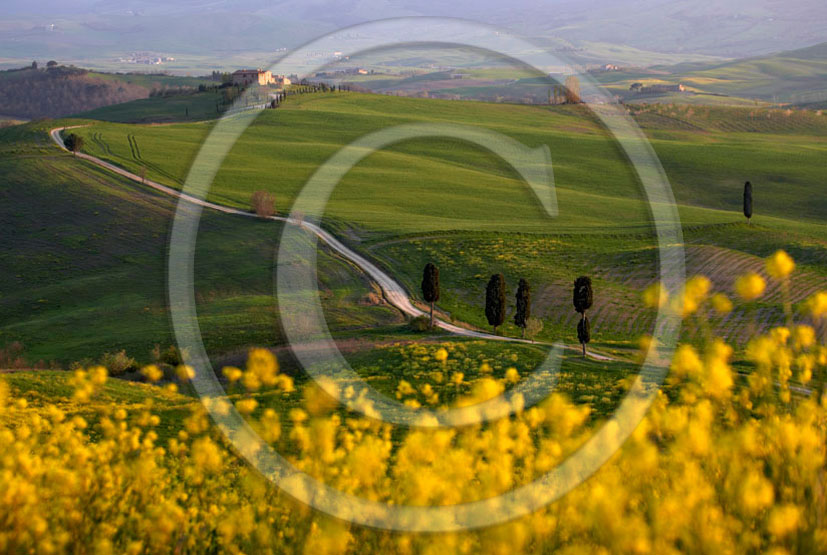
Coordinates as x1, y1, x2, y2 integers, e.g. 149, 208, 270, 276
67, 93, 827, 240
2, 370, 196, 442
1, 92, 825, 405
0, 122, 402, 365
31, 91, 824, 353
76, 90, 225, 123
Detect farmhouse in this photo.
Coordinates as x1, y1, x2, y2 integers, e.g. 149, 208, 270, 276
232, 69, 291, 87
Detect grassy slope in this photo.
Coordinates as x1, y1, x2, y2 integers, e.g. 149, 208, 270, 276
0, 121, 401, 365
2, 370, 196, 442
61, 93, 826, 349
70, 92, 827, 239
366, 224, 827, 346
2, 92, 825, 366
75, 90, 224, 123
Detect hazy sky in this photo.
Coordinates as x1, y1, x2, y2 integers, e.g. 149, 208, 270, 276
2, 0, 826, 64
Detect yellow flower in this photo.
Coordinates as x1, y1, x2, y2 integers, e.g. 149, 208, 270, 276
304, 378, 339, 415
768, 504, 801, 537
462, 377, 504, 404
191, 436, 223, 472
141, 365, 163, 383
505, 367, 520, 384
671, 345, 702, 379
176, 365, 195, 381
396, 380, 415, 397
242, 348, 280, 391
642, 282, 667, 308
686, 275, 711, 301
222, 366, 242, 382
770, 327, 790, 345
740, 469, 774, 513
672, 276, 711, 317
735, 272, 766, 301
805, 291, 827, 320
434, 348, 448, 362
765, 250, 795, 280
793, 325, 816, 350
235, 398, 258, 415
711, 293, 733, 314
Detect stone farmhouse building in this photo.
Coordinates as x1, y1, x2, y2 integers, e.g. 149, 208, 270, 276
232, 69, 291, 87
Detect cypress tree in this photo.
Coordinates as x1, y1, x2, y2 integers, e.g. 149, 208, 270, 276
743, 181, 753, 224
64, 133, 83, 155
421, 263, 440, 328
577, 317, 591, 356
485, 274, 506, 334
514, 278, 531, 338
573, 276, 593, 356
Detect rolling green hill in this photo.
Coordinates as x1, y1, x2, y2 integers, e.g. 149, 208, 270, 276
69, 92, 827, 238
3, 92, 826, 366
0, 120, 401, 365
56, 92, 827, 350
76, 90, 225, 123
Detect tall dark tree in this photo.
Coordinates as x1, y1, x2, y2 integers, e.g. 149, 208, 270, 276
577, 317, 591, 356
485, 274, 506, 334
421, 263, 440, 328
514, 278, 531, 338
573, 276, 593, 356
64, 133, 83, 155
743, 181, 753, 225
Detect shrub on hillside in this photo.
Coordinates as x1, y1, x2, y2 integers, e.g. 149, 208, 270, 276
155, 344, 181, 366
0, 341, 27, 369
250, 191, 276, 218
99, 350, 138, 376
408, 315, 433, 332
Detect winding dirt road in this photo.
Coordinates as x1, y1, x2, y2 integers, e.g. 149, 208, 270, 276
50, 126, 615, 360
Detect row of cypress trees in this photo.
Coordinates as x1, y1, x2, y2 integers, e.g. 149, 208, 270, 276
421, 264, 595, 356
415, 183, 754, 355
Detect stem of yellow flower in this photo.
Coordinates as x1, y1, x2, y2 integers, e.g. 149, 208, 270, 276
782, 277, 792, 329
695, 303, 713, 346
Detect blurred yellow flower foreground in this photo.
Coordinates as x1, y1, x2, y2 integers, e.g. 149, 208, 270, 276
1, 255, 826, 553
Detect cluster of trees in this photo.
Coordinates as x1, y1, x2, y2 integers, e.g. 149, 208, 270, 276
148, 85, 199, 98
421, 263, 594, 354
0, 65, 147, 119
266, 82, 352, 109
548, 75, 582, 105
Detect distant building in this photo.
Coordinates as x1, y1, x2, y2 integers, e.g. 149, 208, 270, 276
602, 64, 620, 71
232, 69, 291, 87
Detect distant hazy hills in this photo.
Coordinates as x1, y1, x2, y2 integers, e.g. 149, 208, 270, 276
1, 0, 826, 70
631, 41, 827, 104
3, 38, 827, 120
